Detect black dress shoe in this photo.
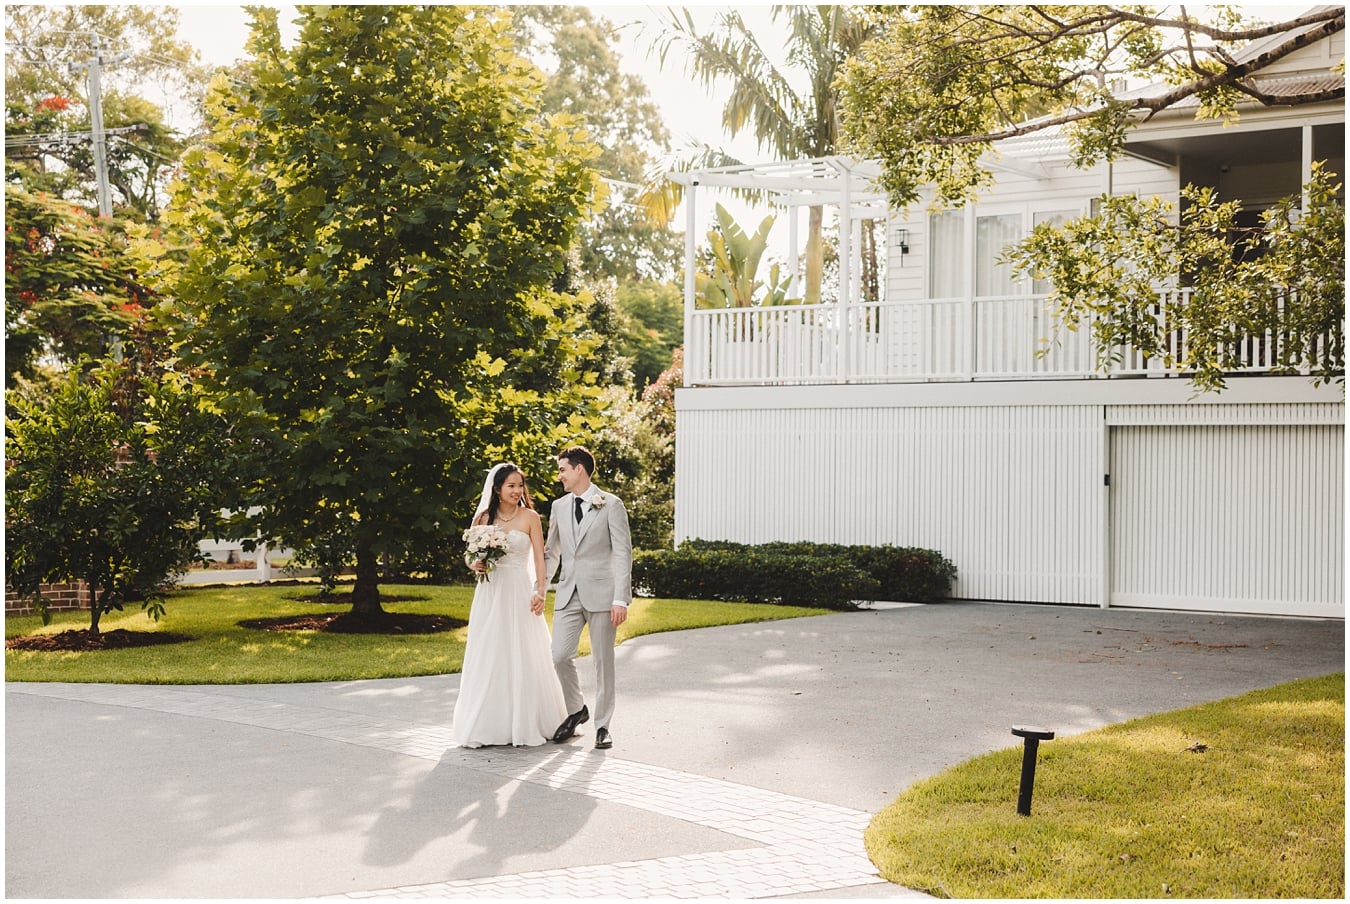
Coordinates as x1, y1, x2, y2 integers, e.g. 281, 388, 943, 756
594, 727, 612, 749
552, 705, 589, 743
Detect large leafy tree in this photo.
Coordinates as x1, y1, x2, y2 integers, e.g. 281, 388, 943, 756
511, 5, 685, 411
840, 5, 1346, 208
615, 280, 683, 390
652, 5, 878, 304
5, 6, 197, 391
170, 5, 605, 615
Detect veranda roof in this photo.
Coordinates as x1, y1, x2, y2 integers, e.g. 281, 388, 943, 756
665, 155, 891, 212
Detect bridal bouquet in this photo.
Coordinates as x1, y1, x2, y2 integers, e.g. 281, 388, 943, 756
463, 524, 510, 583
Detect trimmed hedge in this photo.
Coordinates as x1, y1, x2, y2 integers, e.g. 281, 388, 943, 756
633, 539, 957, 610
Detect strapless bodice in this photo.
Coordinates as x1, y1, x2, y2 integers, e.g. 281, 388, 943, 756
496, 529, 531, 569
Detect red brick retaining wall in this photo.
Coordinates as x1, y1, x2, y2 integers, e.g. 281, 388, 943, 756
5, 582, 91, 614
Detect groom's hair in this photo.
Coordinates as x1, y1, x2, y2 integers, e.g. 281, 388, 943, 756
558, 445, 595, 476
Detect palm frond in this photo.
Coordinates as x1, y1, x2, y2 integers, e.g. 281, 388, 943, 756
635, 144, 777, 227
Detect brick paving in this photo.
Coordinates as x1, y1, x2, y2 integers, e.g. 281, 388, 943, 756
12, 682, 913, 899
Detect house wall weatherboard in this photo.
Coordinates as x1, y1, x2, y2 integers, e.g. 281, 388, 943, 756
674, 381, 1344, 616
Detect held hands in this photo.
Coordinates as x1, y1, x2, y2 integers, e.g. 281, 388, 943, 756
529, 590, 545, 615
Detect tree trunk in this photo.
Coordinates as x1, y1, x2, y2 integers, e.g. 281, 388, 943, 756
804, 205, 824, 305
88, 582, 103, 636
350, 542, 384, 618
861, 220, 879, 304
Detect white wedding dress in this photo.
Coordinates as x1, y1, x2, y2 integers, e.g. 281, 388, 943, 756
452, 529, 567, 747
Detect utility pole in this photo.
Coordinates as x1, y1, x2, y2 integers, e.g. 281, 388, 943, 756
68, 34, 129, 218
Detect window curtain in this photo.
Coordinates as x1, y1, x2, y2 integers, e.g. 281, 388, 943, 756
975, 213, 1021, 297
929, 211, 965, 298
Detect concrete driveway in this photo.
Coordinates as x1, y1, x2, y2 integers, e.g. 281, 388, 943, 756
6, 600, 1343, 898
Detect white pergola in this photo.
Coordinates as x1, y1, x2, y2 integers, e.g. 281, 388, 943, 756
665, 155, 892, 318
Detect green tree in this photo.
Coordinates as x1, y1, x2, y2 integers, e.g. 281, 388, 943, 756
511, 5, 682, 284
839, 6, 1346, 208
5, 361, 237, 634
169, 5, 605, 616
630, 347, 682, 549
1007, 167, 1345, 392
589, 347, 683, 550
653, 5, 878, 304
614, 280, 683, 390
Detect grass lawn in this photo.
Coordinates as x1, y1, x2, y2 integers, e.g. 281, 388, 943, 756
4, 581, 825, 684
866, 673, 1345, 899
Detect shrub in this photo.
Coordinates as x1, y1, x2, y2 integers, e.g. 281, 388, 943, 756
634, 546, 880, 610
5, 363, 238, 633
751, 541, 957, 602
656, 542, 961, 604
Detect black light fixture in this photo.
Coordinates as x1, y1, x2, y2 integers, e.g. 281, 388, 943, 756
895, 227, 910, 255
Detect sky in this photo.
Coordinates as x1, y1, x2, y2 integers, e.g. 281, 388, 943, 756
171, 3, 784, 252
173, 3, 775, 161
168, 3, 1307, 261
172, 2, 1306, 149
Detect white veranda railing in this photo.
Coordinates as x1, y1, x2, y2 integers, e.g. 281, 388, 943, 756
684, 289, 1322, 386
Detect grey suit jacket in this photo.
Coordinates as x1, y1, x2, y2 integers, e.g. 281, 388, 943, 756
543, 490, 633, 612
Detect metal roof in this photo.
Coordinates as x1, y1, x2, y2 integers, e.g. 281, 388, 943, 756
666, 13, 1342, 200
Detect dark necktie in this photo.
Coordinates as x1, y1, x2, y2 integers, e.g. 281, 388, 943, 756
574, 496, 584, 523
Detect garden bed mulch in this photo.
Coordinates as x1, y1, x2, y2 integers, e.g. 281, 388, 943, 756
250, 591, 462, 635
285, 592, 429, 605
240, 611, 464, 634
6, 629, 194, 652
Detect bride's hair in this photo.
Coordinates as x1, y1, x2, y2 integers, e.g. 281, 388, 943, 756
486, 462, 533, 524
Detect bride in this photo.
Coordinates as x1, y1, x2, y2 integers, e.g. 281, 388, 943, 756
452, 463, 567, 748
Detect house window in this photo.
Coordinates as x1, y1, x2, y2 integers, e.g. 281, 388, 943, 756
930, 205, 1086, 299
929, 210, 965, 298
975, 213, 1021, 297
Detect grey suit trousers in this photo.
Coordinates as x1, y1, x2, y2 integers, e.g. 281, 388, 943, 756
551, 590, 617, 729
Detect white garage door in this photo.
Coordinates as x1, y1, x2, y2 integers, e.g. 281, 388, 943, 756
1110, 424, 1343, 617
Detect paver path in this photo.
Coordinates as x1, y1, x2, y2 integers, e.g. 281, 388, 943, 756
9, 681, 904, 899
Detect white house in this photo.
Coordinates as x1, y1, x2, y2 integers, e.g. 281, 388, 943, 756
668, 18, 1344, 618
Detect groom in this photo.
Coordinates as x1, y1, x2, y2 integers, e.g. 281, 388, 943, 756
543, 445, 633, 750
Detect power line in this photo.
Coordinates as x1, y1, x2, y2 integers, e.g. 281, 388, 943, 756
109, 134, 177, 163
5, 124, 147, 149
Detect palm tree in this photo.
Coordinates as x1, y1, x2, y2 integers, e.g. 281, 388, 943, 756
648, 6, 876, 304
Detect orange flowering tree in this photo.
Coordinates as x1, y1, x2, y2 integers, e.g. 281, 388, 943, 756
3, 186, 158, 389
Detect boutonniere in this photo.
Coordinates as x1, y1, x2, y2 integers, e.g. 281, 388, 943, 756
589, 494, 608, 510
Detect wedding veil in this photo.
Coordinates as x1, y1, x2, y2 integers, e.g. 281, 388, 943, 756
473, 463, 510, 521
